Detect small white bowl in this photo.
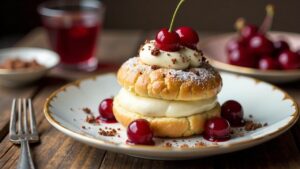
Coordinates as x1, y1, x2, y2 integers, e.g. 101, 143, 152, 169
0, 47, 60, 87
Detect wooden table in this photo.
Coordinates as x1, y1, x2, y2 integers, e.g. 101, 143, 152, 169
1, 28, 300, 169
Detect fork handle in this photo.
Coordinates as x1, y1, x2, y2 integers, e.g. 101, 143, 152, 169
17, 139, 35, 169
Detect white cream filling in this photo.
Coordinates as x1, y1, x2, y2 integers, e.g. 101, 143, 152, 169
139, 40, 203, 69
115, 88, 217, 118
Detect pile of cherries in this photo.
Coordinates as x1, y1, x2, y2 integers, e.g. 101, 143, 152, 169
226, 5, 300, 70
227, 25, 300, 70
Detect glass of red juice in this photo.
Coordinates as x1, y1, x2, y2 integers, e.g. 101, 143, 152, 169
38, 0, 104, 71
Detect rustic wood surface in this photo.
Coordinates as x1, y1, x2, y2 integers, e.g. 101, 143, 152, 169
0, 28, 300, 169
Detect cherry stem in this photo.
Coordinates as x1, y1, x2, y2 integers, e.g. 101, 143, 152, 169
234, 17, 246, 32
259, 4, 274, 33
169, 0, 185, 32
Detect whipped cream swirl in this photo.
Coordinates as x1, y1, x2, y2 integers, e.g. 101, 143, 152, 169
139, 40, 203, 69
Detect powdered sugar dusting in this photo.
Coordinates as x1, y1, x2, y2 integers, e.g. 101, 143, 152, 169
122, 57, 220, 86
168, 62, 219, 85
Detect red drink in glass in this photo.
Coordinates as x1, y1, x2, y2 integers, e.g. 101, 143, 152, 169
38, 1, 104, 71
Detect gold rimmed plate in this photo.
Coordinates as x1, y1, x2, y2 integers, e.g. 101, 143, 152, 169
200, 31, 300, 83
43, 73, 298, 160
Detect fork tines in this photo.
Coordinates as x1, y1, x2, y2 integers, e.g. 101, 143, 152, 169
9, 98, 39, 143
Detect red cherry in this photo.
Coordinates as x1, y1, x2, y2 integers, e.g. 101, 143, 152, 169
248, 34, 273, 55
175, 26, 199, 49
127, 119, 154, 145
296, 49, 300, 56
99, 98, 115, 120
221, 100, 245, 127
155, 28, 180, 52
203, 117, 231, 142
273, 40, 289, 54
240, 24, 259, 41
278, 50, 300, 70
259, 56, 280, 70
226, 38, 246, 54
228, 47, 257, 68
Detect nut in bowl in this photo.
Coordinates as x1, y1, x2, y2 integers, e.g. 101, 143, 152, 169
0, 47, 59, 87
200, 4, 300, 83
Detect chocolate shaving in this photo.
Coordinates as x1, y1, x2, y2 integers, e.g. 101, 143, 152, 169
151, 65, 159, 70
151, 48, 160, 56
82, 107, 92, 114
180, 144, 189, 148
196, 49, 204, 56
171, 58, 177, 64
98, 128, 117, 137
164, 142, 172, 148
195, 142, 206, 147
85, 114, 96, 123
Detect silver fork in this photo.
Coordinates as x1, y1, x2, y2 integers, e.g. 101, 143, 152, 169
9, 98, 39, 169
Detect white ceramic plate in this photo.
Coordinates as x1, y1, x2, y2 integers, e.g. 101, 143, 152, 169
0, 47, 59, 87
200, 31, 300, 83
44, 73, 299, 160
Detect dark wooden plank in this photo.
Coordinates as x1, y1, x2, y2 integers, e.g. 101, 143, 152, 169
213, 131, 300, 169
100, 152, 213, 169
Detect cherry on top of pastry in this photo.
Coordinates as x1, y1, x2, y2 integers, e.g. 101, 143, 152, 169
154, 0, 185, 52
175, 26, 199, 49
155, 28, 180, 51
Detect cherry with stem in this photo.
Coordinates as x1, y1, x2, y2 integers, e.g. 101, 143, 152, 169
155, 0, 185, 51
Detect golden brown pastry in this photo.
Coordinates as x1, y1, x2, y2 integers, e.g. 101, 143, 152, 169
114, 99, 221, 137
117, 57, 222, 101
113, 40, 222, 138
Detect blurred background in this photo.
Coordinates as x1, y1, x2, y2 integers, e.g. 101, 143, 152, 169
0, 0, 299, 48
